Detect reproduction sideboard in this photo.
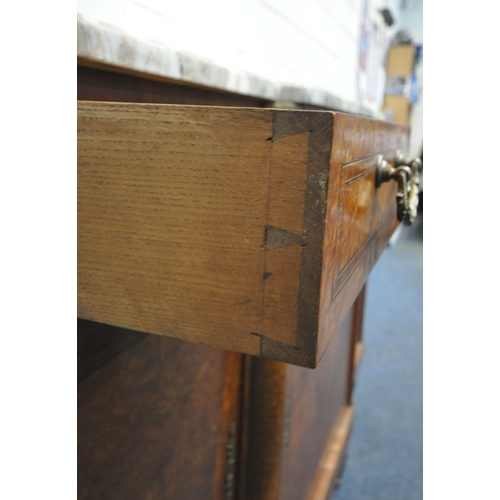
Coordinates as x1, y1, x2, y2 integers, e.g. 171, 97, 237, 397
77, 61, 415, 500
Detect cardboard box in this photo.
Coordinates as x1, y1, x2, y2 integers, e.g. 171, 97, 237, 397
386, 45, 416, 76
384, 44, 416, 125
383, 95, 411, 125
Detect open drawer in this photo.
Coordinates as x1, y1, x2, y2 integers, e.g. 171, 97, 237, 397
78, 102, 409, 367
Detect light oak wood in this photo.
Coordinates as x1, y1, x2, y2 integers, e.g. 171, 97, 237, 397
78, 101, 408, 367
78, 102, 273, 357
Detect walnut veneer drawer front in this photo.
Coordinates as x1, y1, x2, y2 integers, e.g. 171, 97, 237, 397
78, 102, 408, 367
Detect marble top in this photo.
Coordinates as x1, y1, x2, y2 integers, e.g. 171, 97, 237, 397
77, 15, 379, 117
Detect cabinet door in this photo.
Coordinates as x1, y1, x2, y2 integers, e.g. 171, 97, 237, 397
78, 322, 243, 500
78, 102, 407, 367
242, 302, 358, 500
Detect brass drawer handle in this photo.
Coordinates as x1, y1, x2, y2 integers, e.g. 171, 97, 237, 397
375, 153, 422, 226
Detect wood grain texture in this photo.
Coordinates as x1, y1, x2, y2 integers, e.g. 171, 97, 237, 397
78, 102, 273, 356
317, 113, 409, 364
242, 306, 355, 500
78, 102, 332, 366
260, 111, 333, 366
78, 332, 243, 500
78, 102, 407, 367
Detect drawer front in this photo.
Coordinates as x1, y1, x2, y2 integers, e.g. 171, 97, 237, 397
78, 102, 408, 367
317, 112, 408, 363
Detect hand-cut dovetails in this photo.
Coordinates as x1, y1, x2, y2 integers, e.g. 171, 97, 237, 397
265, 225, 303, 251
250, 332, 305, 363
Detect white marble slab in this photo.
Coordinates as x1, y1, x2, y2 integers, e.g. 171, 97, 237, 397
77, 14, 379, 117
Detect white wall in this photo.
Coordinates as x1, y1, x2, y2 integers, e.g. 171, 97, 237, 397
77, 0, 366, 104
397, 0, 423, 159
355, 0, 405, 112
398, 0, 423, 45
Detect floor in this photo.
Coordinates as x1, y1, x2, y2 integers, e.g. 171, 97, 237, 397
333, 214, 423, 500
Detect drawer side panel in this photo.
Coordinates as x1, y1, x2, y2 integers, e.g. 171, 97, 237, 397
78, 102, 272, 355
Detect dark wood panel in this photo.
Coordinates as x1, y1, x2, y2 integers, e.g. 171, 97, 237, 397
318, 113, 408, 362
78, 319, 145, 380
280, 308, 354, 500
347, 284, 366, 403
242, 358, 288, 500
78, 333, 243, 500
78, 62, 270, 107
242, 307, 355, 500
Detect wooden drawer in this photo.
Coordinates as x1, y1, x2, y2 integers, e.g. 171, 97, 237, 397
78, 102, 408, 367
